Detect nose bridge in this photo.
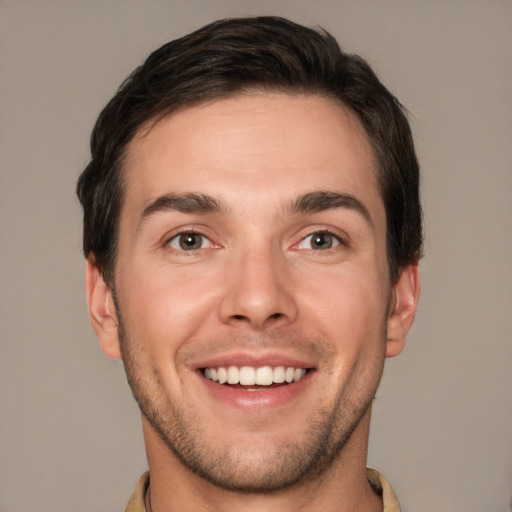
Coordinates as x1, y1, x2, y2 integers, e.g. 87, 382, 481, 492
219, 238, 297, 329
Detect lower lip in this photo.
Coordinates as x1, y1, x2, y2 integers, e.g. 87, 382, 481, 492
198, 371, 313, 411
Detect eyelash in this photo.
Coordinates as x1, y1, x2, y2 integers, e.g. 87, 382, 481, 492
294, 229, 346, 251
164, 227, 347, 255
165, 230, 214, 252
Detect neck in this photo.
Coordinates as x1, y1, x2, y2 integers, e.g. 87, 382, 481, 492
142, 409, 382, 512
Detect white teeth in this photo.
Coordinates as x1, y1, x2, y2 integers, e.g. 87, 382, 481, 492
217, 367, 227, 384
239, 366, 255, 385
203, 365, 308, 386
273, 366, 285, 384
227, 366, 239, 384
255, 366, 273, 385
293, 368, 303, 382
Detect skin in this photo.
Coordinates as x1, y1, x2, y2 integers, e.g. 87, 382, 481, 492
86, 92, 420, 512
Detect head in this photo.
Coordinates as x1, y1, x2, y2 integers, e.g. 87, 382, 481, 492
79, 16, 422, 495
77, 16, 421, 287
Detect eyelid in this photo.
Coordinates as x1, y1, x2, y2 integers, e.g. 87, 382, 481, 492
163, 225, 220, 252
167, 232, 211, 250
292, 227, 349, 250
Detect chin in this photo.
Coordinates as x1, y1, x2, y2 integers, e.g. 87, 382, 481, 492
139, 386, 374, 493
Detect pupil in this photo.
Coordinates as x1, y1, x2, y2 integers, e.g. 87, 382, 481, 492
180, 234, 200, 250
312, 233, 332, 249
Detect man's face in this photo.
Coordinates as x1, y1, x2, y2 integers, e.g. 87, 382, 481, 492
90, 92, 412, 491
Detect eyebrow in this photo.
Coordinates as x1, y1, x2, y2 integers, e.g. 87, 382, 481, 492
138, 190, 372, 227
289, 191, 373, 226
139, 192, 227, 225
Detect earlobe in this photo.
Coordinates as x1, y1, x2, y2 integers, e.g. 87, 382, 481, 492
85, 259, 122, 359
386, 263, 421, 358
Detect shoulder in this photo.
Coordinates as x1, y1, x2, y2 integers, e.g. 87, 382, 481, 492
366, 468, 401, 512
124, 472, 150, 512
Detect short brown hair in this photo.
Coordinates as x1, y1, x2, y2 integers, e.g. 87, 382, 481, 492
77, 16, 422, 284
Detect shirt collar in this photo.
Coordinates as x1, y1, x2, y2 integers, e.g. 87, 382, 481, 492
125, 468, 401, 512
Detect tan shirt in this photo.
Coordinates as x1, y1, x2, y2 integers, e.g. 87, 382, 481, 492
124, 468, 400, 512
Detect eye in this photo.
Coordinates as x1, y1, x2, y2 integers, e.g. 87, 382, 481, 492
167, 232, 211, 251
297, 231, 341, 250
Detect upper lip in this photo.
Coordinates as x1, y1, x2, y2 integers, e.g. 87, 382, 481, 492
191, 351, 317, 370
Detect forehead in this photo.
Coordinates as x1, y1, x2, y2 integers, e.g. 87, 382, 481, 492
122, 92, 381, 221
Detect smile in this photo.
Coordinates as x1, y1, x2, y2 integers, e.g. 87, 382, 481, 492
202, 366, 308, 386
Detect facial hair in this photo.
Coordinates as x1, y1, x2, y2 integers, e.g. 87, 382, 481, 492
114, 295, 387, 493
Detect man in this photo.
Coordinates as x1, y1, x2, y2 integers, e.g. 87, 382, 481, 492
77, 16, 421, 512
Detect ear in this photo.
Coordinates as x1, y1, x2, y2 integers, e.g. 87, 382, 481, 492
85, 259, 122, 359
386, 263, 421, 358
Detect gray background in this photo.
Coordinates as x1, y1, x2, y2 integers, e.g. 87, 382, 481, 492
1, 1, 511, 511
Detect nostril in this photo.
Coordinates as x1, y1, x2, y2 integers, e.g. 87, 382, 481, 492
229, 312, 284, 326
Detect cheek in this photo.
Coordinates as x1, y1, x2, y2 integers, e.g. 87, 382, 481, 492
117, 263, 224, 353
299, 265, 388, 342
297, 265, 389, 393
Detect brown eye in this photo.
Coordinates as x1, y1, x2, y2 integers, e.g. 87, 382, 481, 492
298, 232, 340, 250
312, 233, 333, 249
168, 232, 209, 251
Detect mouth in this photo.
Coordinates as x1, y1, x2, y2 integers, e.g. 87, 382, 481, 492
201, 365, 310, 390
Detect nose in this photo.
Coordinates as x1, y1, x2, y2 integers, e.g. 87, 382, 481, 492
218, 247, 298, 331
